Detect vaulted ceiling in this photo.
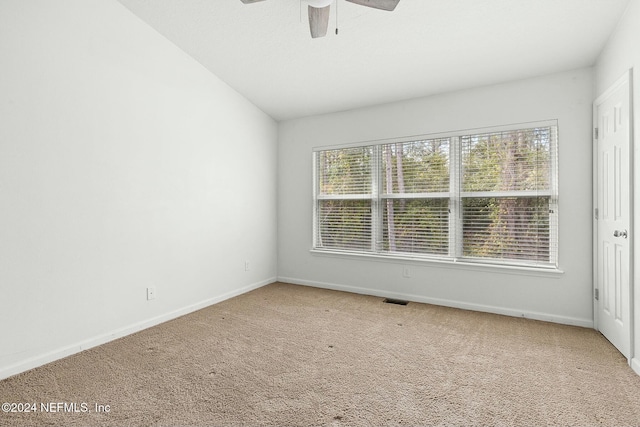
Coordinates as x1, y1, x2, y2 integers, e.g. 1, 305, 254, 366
117, 0, 630, 121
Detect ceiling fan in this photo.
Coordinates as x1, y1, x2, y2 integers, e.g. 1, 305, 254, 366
240, 0, 401, 38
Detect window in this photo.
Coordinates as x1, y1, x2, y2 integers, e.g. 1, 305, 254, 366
313, 122, 558, 268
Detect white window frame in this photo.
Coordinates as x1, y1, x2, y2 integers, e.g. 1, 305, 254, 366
312, 121, 560, 271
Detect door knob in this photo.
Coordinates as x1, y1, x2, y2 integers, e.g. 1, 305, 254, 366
614, 229, 628, 239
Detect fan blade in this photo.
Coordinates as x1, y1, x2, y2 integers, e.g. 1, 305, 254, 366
240, 0, 266, 3
345, 0, 399, 11
308, 5, 330, 38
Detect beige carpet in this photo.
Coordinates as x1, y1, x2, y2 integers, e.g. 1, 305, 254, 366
1, 282, 640, 426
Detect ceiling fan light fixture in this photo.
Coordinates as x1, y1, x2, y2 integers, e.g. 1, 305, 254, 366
306, 0, 333, 7
240, 0, 401, 38
308, 4, 330, 38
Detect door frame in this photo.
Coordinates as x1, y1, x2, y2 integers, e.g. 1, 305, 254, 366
592, 68, 634, 364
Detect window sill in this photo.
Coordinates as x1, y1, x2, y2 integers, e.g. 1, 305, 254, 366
310, 249, 564, 278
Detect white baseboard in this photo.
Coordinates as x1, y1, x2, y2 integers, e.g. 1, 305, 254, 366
632, 358, 640, 376
277, 276, 594, 329
0, 277, 275, 381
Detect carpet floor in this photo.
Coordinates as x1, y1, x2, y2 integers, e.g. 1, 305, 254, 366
1, 282, 640, 426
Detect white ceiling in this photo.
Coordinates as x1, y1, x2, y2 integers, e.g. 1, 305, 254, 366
116, 0, 630, 121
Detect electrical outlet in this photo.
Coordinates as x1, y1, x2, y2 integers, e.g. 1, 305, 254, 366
147, 287, 156, 300
402, 267, 411, 278
245, 261, 250, 271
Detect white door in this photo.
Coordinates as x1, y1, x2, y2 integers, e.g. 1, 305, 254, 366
594, 70, 632, 359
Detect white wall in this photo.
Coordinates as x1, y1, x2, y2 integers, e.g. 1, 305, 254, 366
0, 0, 277, 379
595, 0, 640, 375
278, 68, 594, 327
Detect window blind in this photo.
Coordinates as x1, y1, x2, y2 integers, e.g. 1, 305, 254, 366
380, 139, 450, 255
460, 127, 557, 266
316, 146, 374, 251
313, 123, 558, 268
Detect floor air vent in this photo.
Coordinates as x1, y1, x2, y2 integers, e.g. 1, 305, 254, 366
383, 298, 409, 306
